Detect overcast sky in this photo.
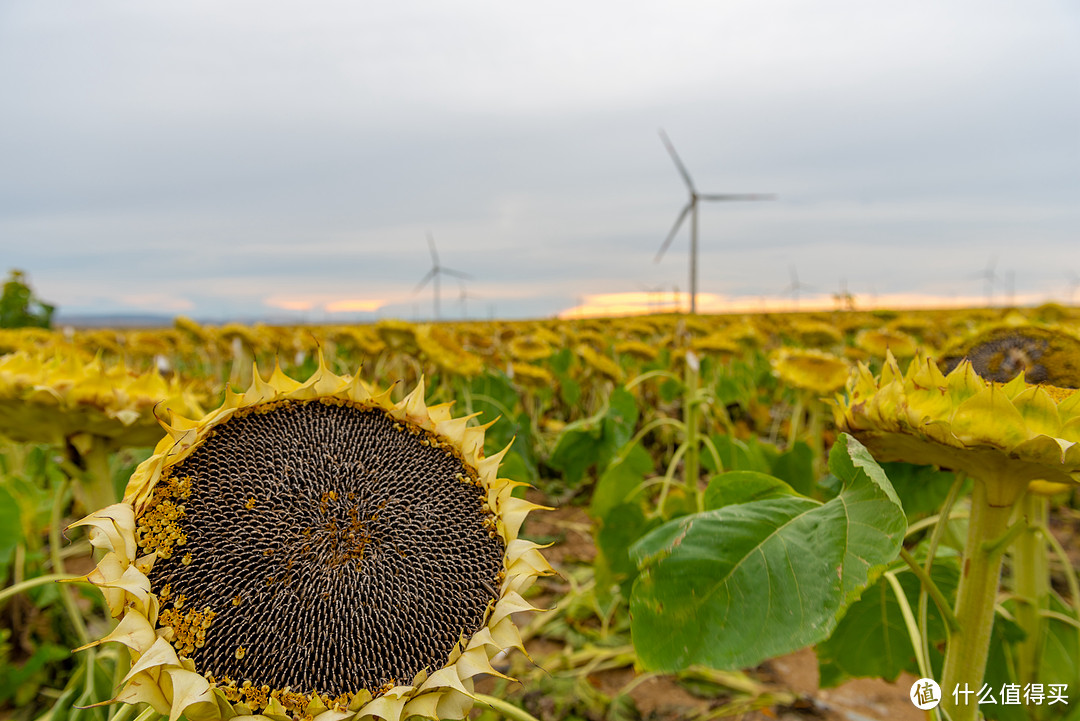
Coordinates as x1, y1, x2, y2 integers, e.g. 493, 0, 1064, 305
2, 1, 1078, 322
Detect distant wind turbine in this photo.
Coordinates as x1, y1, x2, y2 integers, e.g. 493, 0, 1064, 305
782, 266, 814, 310
1003, 270, 1015, 308
1066, 273, 1080, 305
971, 257, 998, 307
654, 129, 775, 314
456, 277, 480, 319
833, 278, 855, 311
413, 233, 471, 321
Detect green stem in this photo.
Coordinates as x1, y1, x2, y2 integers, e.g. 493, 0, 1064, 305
805, 393, 825, 477
473, 693, 543, 721
69, 436, 116, 514
885, 571, 931, 681
898, 548, 960, 633
1012, 493, 1048, 688
940, 479, 1023, 721
786, 395, 804, 449
50, 479, 91, 647
684, 354, 701, 511
918, 472, 967, 677
0, 574, 84, 605
656, 443, 689, 517
1038, 521, 1080, 669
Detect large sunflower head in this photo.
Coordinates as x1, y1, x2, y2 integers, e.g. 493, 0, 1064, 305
833, 350, 1080, 505
69, 355, 551, 721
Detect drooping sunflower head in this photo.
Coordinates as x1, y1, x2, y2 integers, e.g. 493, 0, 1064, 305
770, 348, 851, 395
0, 349, 205, 448
833, 350, 1080, 504
854, 328, 918, 359
70, 355, 551, 721
938, 323, 1080, 388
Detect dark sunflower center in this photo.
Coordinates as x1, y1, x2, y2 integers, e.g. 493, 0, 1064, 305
138, 399, 504, 701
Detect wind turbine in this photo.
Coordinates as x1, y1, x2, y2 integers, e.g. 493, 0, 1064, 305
413, 233, 471, 321
971, 257, 998, 307
654, 129, 775, 314
782, 266, 814, 310
456, 277, 480, 319
833, 278, 855, 311
1065, 272, 1080, 305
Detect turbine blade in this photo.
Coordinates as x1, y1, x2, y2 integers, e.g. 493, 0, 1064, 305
698, 193, 777, 202
658, 129, 695, 192
655, 201, 692, 263
413, 268, 436, 294
441, 268, 473, 280
426, 232, 439, 265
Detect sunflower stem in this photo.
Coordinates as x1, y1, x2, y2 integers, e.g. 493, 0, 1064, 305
50, 478, 91, 647
473, 693, 543, 721
805, 392, 825, 477
940, 478, 1023, 721
786, 394, 804, 449
683, 352, 702, 512
67, 436, 116, 515
917, 472, 966, 677
1012, 492, 1049, 688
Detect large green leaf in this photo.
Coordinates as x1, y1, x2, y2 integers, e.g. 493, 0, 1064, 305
629, 434, 906, 671
703, 471, 799, 510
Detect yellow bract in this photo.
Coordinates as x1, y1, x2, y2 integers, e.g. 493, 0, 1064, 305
834, 350, 1080, 503
68, 354, 552, 721
0, 349, 205, 448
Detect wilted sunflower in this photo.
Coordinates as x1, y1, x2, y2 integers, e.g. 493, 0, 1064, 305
854, 328, 918, 359
938, 323, 1080, 388
0, 349, 205, 449
833, 350, 1080, 721
770, 348, 850, 395
416, 326, 484, 378
69, 356, 551, 721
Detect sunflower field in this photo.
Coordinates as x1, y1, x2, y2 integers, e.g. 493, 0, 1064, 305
2, 304, 1080, 721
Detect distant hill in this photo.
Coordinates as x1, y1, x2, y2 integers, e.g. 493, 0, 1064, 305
54, 313, 176, 329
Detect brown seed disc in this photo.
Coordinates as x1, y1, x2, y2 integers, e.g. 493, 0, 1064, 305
139, 399, 504, 698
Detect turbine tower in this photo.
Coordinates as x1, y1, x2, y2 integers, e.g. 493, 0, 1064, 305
783, 265, 814, 310
654, 129, 775, 314
413, 233, 471, 321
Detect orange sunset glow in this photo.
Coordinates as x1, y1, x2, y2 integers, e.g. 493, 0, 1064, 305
557, 291, 1052, 319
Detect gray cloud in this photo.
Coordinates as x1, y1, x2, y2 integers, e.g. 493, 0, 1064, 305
1, 1, 1078, 320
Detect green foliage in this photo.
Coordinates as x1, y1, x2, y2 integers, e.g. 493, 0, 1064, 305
0, 269, 54, 329
700, 434, 776, 475
468, 371, 538, 484
879, 461, 962, 521
629, 434, 906, 672
769, 441, 815, 497
549, 387, 638, 487
817, 559, 959, 683
589, 444, 653, 521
